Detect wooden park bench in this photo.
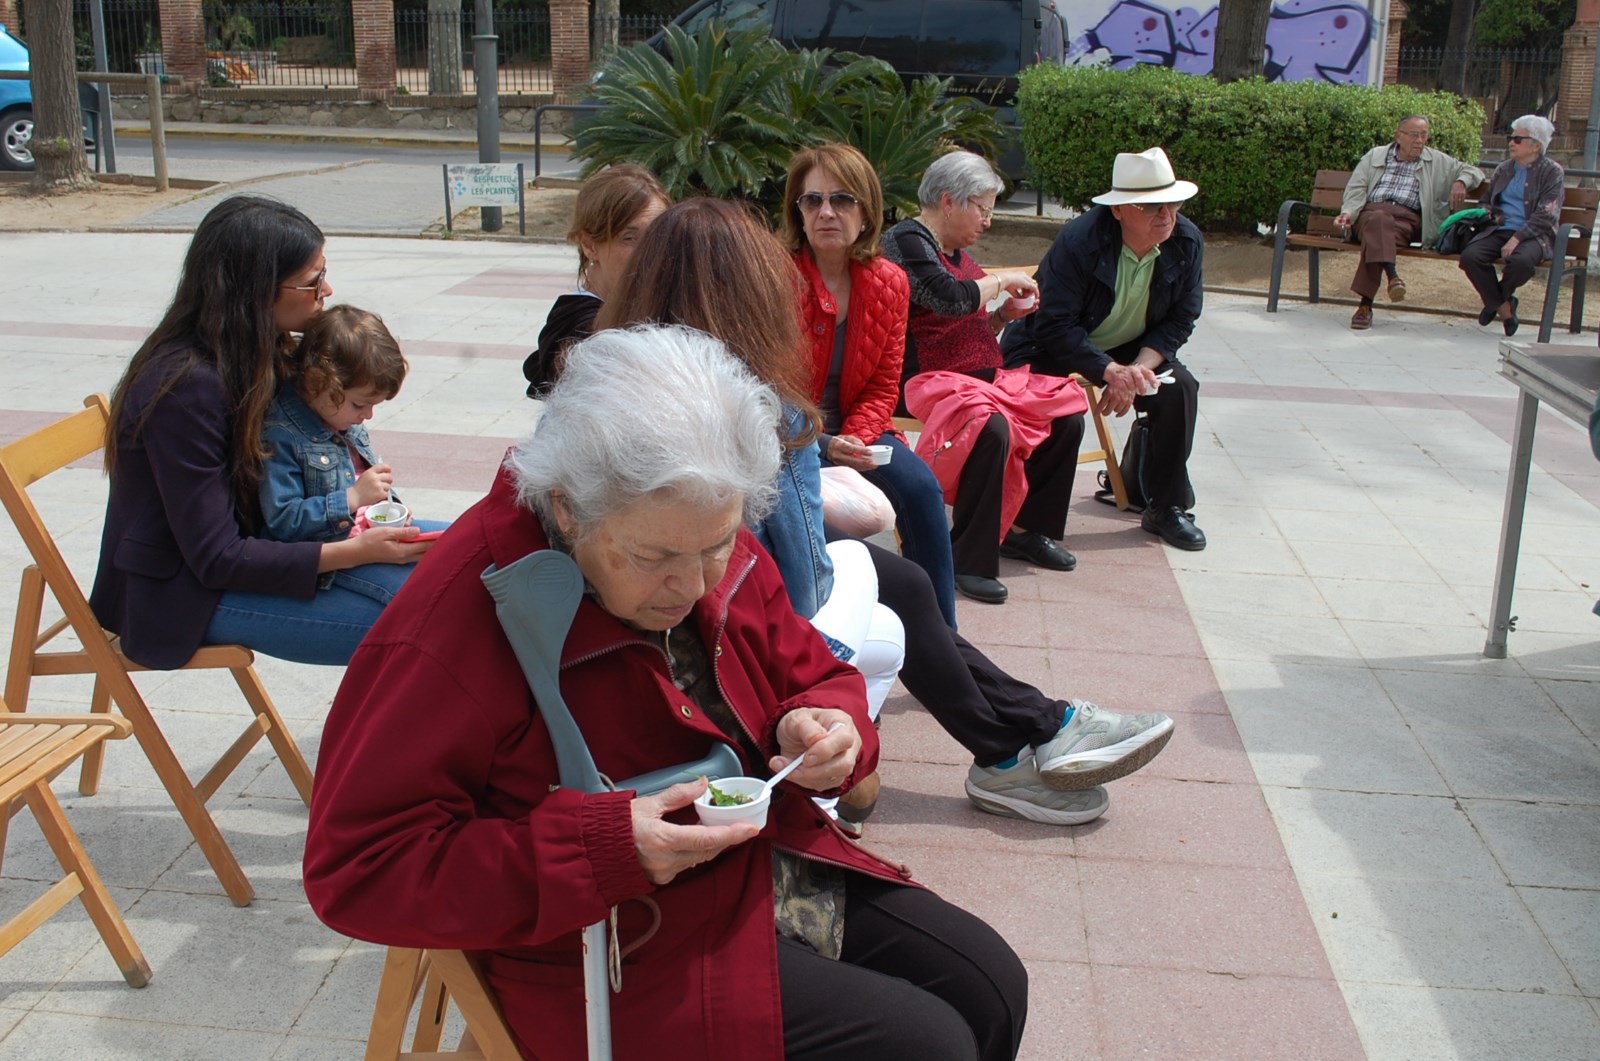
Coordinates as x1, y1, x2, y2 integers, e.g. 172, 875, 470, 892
1267, 169, 1597, 342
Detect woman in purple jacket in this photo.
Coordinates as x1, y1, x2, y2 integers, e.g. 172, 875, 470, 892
90, 196, 432, 669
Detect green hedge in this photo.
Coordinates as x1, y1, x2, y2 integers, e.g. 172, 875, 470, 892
1016, 65, 1485, 232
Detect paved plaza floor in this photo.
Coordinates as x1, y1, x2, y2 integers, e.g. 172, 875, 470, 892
1, 226, 1597, 1060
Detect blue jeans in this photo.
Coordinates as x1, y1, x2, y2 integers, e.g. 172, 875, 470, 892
853, 433, 957, 629
204, 519, 450, 665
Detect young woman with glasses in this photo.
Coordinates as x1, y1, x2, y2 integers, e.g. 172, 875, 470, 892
92, 195, 432, 669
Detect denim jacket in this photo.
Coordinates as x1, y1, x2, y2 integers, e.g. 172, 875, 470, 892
259, 381, 380, 545
752, 406, 834, 620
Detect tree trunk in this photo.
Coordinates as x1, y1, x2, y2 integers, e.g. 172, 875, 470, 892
27, 0, 93, 192
1211, 0, 1274, 84
428, 0, 464, 96
595, 0, 621, 60
1439, 0, 1481, 96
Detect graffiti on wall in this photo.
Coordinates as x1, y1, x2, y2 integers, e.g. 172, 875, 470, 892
1059, 0, 1376, 84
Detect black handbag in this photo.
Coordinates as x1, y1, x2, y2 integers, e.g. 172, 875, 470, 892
1097, 414, 1195, 512
1435, 209, 1492, 256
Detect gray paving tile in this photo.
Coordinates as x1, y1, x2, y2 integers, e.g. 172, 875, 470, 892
1192, 609, 1365, 667
1540, 677, 1600, 743
1340, 982, 1600, 1061
0, 1009, 281, 1060
149, 795, 312, 903
0, 882, 139, 1009
1313, 576, 1481, 627
1517, 886, 1600, 997
1298, 875, 1577, 993
1466, 800, 1600, 888
1263, 788, 1502, 880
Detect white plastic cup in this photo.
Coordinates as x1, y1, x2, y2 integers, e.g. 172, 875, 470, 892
366, 500, 410, 526
865, 444, 893, 466
1008, 294, 1036, 311
694, 776, 771, 829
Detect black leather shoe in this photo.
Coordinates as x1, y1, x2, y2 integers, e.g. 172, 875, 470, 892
1478, 304, 1497, 327
1141, 505, 1207, 551
1503, 296, 1519, 337
999, 530, 1077, 571
955, 574, 1008, 604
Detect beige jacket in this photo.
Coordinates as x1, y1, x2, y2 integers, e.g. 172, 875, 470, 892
1342, 144, 1486, 249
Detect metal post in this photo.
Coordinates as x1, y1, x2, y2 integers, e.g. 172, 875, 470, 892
1484, 386, 1539, 658
145, 75, 168, 192
87, 0, 117, 172
473, 0, 502, 233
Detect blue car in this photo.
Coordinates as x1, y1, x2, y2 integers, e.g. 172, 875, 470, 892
1, 24, 35, 170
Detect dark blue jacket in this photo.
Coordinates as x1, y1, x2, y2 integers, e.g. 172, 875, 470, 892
89, 347, 322, 669
1000, 205, 1204, 385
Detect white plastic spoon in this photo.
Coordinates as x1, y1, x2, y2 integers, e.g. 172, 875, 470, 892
763, 721, 845, 795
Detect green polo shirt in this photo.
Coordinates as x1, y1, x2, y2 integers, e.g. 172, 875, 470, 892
1087, 243, 1161, 351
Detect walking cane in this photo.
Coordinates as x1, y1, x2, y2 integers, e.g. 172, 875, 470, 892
483, 550, 742, 1061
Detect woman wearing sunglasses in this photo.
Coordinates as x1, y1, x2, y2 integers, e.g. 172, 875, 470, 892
91, 196, 432, 670
782, 143, 960, 626
884, 150, 1089, 606
1460, 114, 1564, 337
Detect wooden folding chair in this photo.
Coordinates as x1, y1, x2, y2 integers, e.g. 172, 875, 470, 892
0, 698, 150, 987
365, 947, 522, 1060
0, 395, 315, 907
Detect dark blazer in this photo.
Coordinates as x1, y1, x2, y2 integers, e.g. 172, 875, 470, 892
1000, 205, 1205, 386
89, 346, 322, 669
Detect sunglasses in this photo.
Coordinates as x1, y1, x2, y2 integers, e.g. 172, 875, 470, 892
1130, 201, 1181, 216
1508, 135, 1535, 144
280, 265, 327, 292
796, 192, 861, 213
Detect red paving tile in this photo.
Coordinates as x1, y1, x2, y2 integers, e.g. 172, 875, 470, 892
1071, 776, 1285, 869
1137, 710, 1259, 784
1017, 961, 1097, 1061
441, 267, 575, 299
1091, 965, 1366, 1061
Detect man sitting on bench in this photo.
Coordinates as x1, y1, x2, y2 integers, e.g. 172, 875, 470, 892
1335, 115, 1484, 330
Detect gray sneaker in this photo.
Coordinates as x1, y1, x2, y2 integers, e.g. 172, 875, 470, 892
1034, 699, 1174, 791
965, 753, 1110, 826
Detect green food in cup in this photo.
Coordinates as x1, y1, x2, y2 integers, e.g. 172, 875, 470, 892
708, 783, 752, 807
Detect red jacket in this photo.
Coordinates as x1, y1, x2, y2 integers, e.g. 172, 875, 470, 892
304, 463, 909, 1061
795, 250, 910, 443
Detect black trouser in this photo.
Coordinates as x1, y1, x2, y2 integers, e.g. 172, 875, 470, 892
780, 874, 1029, 1061
852, 536, 1068, 765
1127, 356, 1199, 512
949, 371, 1085, 579
1459, 228, 1544, 312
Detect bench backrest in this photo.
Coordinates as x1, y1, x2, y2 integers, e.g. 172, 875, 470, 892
1302, 168, 1597, 263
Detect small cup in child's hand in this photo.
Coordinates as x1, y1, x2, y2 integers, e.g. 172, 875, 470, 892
362, 500, 410, 529
1008, 294, 1036, 311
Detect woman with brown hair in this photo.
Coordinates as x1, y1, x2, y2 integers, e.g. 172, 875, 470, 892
522, 163, 669, 395
782, 143, 959, 624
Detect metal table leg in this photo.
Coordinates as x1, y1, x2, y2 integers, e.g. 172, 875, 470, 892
1484, 388, 1540, 657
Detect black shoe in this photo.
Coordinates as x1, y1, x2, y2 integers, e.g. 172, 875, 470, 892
999, 529, 1077, 571
955, 573, 1008, 604
1141, 505, 1207, 551
1503, 296, 1519, 337
1478, 304, 1497, 326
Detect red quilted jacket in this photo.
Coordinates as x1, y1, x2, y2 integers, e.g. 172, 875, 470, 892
795, 250, 910, 444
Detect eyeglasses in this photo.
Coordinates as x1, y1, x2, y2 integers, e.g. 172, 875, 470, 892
280, 266, 327, 292
1396, 129, 1430, 140
796, 192, 861, 213
1130, 201, 1181, 216
968, 201, 995, 222
1508, 135, 1535, 144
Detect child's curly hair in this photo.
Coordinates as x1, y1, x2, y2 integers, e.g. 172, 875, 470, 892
288, 305, 408, 407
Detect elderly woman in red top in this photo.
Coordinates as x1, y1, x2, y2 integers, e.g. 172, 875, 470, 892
883, 150, 1087, 605
784, 143, 961, 626
304, 325, 1027, 1061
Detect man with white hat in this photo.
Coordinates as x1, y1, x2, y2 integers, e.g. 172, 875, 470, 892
1001, 146, 1207, 551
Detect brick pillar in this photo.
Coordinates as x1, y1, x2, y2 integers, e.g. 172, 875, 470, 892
1381, 0, 1407, 88
1559, 0, 1600, 145
0, 0, 19, 36
549, 0, 590, 101
158, 0, 206, 86
352, 0, 396, 101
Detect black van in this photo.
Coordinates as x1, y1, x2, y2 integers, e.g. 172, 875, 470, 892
660, 0, 1058, 111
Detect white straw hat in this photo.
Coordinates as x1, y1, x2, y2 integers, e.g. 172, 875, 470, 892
1091, 147, 1199, 206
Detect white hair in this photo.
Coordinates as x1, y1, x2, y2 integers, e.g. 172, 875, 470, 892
508, 324, 782, 543
1511, 114, 1555, 153
918, 150, 1005, 209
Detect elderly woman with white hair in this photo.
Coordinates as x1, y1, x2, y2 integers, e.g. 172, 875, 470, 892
1461, 113, 1565, 336
883, 149, 1089, 604
303, 324, 1028, 1061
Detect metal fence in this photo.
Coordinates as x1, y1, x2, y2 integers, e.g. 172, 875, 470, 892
15, 0, 162, 75
1394, 46, 1562, 135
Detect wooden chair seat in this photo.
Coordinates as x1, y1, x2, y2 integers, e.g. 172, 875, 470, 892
0, 395, 315, 908
365, 947, 522, 1060
0, 702, 150, 987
